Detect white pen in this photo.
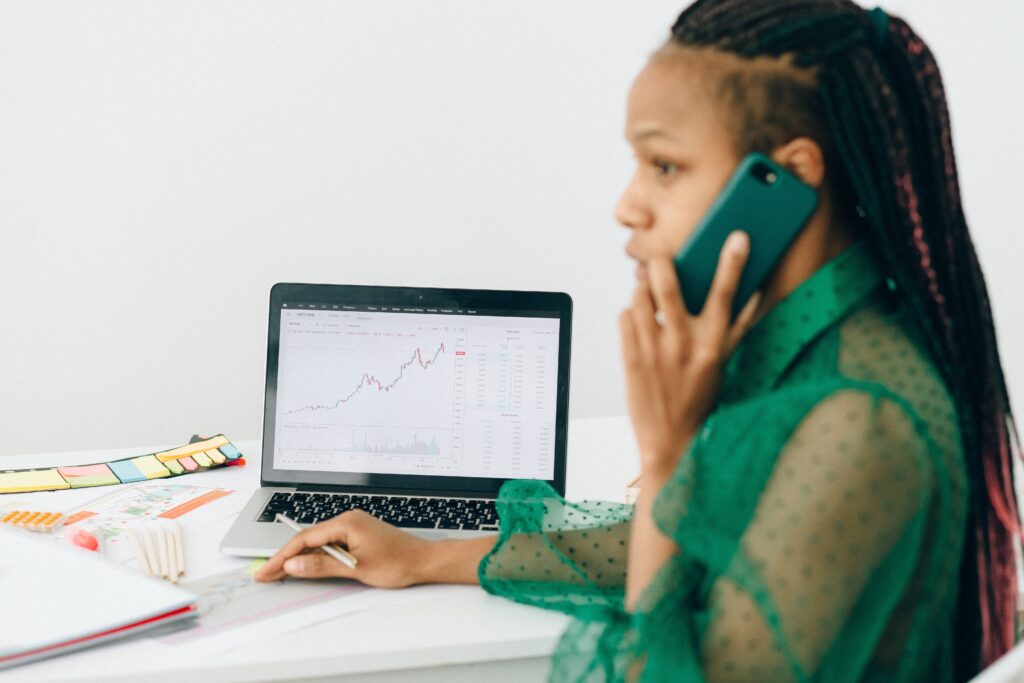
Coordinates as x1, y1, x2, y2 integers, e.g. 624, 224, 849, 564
275, 513, 358, 570
142, 525, 160, 577
128, 526, 152, 576
172, 520, 185, 579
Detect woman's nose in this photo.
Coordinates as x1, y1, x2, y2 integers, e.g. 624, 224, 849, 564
614, 175, 652, 230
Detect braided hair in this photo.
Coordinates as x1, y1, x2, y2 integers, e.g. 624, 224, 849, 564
667, 0, 1020, 675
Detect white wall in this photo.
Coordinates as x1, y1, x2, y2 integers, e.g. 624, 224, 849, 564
1, 1, 1021, 458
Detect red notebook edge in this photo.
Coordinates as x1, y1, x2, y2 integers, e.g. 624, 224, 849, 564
0, 603, 198, 671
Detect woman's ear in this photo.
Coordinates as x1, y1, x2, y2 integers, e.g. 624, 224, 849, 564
771, 137, 826, 188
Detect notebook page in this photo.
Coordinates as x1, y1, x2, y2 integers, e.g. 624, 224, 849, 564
0, 526, 194, 655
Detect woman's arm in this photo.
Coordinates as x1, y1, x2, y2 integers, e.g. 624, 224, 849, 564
418, 535, 496, 584
254, 509, 495, 586
625, 462, 682, 609
256, 508, 635, 591
618, 234, 758, 607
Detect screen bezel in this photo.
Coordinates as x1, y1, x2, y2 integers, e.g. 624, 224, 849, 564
261, 283, 572, 498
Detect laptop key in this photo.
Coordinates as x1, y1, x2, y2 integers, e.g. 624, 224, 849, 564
403, 518, 439, 529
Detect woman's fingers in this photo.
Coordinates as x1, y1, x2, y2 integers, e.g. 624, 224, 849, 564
619, 309, 640, 370
631, 283, 658, 360
726, 290, 762, 354
645, 259, 689, 349
254, 514, 355, 582
282, 549, 356, 580
704, 231, 751, 335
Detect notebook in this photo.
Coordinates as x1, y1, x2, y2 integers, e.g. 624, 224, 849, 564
0, 526, 197, 670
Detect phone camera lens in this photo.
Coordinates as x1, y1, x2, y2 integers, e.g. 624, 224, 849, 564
751, 161, 778, 186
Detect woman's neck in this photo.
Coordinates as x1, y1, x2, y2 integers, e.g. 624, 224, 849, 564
752, 199, 859, 323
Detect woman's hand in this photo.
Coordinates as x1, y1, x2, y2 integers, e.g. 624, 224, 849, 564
253, 509, 432, 587
619, 231, 760, 476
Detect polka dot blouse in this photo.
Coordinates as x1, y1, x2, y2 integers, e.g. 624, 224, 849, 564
478, 242, 966, 682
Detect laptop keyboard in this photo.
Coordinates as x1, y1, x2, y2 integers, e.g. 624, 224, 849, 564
258, 492, 499, 531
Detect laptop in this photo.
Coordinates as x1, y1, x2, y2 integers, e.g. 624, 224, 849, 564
221, 283, 572, 555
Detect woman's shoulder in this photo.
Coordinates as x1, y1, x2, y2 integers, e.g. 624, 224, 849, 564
834, 297, 963, 461
703, 292, 967, 487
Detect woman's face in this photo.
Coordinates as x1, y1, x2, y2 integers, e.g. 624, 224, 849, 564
616, 54, 740, 281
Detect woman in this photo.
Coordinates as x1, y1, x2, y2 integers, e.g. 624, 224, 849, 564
256, 1, 1021, 680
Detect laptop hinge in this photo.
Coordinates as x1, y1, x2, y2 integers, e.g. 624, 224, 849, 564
293, 483, 498, 499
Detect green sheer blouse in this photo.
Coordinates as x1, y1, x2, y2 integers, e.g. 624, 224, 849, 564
478, 242, 967, 682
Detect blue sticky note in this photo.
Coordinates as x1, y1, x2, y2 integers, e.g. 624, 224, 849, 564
108, 458, 147, 483
219, 443, 241, 459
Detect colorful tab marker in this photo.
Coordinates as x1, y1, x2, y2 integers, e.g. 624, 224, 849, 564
107, 459, 148, 484
58, 464, 120, 489
154, 436, 230, 463
132, 455, 171, 480
0, 468, 71, 494
0, 435, 245, 495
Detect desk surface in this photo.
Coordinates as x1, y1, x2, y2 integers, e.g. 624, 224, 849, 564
1, 416, 638, 683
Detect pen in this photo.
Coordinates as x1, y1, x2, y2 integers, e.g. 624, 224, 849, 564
275, 513, 358, 570
172, 520, 185, 579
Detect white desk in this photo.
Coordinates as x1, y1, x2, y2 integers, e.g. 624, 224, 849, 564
1, 416, 638, 683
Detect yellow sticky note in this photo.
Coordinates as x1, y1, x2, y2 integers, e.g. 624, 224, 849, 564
154, 436, 229, 463
0, 469, 70, 493
192, 451, 212, 468
131, 455, 171, 480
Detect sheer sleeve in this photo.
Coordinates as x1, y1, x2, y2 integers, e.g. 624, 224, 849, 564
642, 386, 939, 682
479, 479, 633, 613
477, 380, 945, 682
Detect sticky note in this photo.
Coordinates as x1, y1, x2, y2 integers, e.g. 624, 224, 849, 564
132, 456, 171, 480
192, 451, 213, 468
178, 456, 198, 472
165, 459, 184, 475
58, 464, 120, 489
246, 558, 268, 575
108, 459, 147, 483
154, 436, 229, 462
219, 443, 242, 460
0, 468, 70, 493
206, 449, 226, 465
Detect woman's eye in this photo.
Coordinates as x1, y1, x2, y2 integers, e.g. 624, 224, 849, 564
652, 159, 679, 177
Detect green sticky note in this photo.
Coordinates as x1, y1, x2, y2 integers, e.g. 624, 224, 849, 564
246, 559, 268, 576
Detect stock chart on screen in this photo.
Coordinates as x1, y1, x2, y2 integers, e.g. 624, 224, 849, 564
274, 308, 559, 479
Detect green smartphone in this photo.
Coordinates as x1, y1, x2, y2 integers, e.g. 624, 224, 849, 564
673, 152, 819, 318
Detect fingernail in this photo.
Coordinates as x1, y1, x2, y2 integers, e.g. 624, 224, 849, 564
728, 231, 749, 254
284, 558, 303, 574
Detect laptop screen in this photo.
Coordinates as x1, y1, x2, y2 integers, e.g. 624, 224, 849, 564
262, 284, 572, 497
